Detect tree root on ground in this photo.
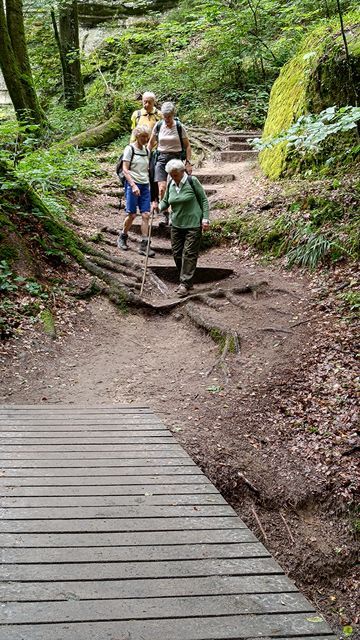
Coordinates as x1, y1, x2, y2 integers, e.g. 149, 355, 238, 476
184, 301, 241, 353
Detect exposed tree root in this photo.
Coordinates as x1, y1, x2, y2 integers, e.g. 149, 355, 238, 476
184, 301, 241, 352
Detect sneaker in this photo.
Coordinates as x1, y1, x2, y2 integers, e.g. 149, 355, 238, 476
175, 284, 190, 298
139, 239, 155, 258
117, 233, 128, 251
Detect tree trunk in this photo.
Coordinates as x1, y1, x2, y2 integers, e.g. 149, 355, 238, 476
66, 112, 126, 148
2, 0, 47, 127
56, 0, 85, 110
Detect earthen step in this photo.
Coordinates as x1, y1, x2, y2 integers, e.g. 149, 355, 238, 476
194, 173, 235, 184
228, 142, 253, 151
204, 186, 217, 196
129, 221, 171, 238
220, 150, 258, 162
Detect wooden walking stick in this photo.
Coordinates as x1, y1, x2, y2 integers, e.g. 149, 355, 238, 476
140, 208, 155, 296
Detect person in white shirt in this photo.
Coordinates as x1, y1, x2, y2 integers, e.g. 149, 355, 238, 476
148, 102, 192, 226
117, 125, 155, 257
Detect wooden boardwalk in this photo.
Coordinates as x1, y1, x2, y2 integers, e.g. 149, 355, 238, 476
0, 405, 336, 640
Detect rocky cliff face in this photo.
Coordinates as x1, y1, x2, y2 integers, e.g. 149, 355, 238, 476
78, 0, 178, 26
259, 11, 360, 179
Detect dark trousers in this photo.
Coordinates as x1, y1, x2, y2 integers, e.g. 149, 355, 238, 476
171, 226, 202, 288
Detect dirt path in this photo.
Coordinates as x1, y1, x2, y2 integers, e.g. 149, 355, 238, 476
1, 156, 358, 637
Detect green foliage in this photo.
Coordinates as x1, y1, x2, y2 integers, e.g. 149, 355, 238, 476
207, 182, 359, 270
16, 146, 99, 196
39, 308, 56, 338
255, 106, 360, 155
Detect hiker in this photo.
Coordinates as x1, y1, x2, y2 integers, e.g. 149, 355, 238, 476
148, 101, 192, 226
159, 159, 209, 297
131, 92, 161, 210
130, 92, 161, 139
117, 125, 155, 257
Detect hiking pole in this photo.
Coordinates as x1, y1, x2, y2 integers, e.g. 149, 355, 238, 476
140, 207, 155, 297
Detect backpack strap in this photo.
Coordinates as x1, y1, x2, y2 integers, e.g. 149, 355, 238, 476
187, 175, 202, 210
175, 119, 184, 153
128, 143, 135, 169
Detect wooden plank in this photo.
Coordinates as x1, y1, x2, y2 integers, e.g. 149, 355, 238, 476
0, 465, 201, 477
0, 504, 236, 519
0, 613, 335, 639
1, 494, 227, 507
0, 443, 185, 453
0, 420, 162, 428
0, 483, 217, 497
0, 592, 315, 624
0, 516, 246, 533
0, 405, 151, 412
0, 431, 170, 439
0, 474, 209, 486
1, 557, 281, 581
0, 450, 186, 459
3, 541, 270, 564
0, 454, 190, 465
0, 528, 257, 548
0, 574, 299, 603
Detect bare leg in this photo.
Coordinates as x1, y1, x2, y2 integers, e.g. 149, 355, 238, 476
158, 181, 167, 200
122, 213, 136, 233
141, 213, 150, 237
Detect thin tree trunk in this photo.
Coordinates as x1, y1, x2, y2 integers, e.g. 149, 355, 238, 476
335, 0, 358, 106
57, 0, 85, 110
5, 0, 47, 126
0, 0, 28, 117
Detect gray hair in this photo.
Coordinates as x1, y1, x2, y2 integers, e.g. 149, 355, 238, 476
133, 125, 151, 138
165, 159, 185, 174
161, 101, 176, 116
142, 91, 155, 101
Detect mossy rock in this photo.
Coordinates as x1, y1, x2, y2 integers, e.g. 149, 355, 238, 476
260, 11, 360, 179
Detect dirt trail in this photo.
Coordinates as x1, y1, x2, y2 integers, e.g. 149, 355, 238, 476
1, 155, 358, 637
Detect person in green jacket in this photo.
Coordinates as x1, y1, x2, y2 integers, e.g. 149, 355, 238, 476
159, 159, 210, 297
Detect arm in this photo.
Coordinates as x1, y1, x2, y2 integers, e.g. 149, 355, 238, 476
123, 161, 140, 196
182, 137, 192, 175
159, 184, 170, 212
193, 178, 210, 227
130, 112, 137, 143
148, 125, 158, 152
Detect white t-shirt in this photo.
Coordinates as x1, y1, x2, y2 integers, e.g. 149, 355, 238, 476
154, 121, 188, 153
123, 144, 149, 184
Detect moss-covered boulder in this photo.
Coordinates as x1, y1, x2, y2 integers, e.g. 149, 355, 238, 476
260, 12, 360, 179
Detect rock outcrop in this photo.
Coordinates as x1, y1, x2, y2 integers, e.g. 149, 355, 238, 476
260, 11, 360, 179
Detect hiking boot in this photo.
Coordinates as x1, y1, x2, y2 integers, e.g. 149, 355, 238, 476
175, 284, 190, 298
158, 211, 169, 228
117, 233, 128, 251
139, 238, 155, 258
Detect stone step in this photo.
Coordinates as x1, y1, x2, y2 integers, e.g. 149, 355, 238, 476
220, 150, 258, 162
194, 173, 235, 184
227, 133, 260, 142
228, 142, 253, 151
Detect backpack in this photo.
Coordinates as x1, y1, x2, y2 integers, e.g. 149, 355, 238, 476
135, 108, 161, 126
156, 118, 186, 160
165, 175, 203, 210
116, 144, 148, 186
